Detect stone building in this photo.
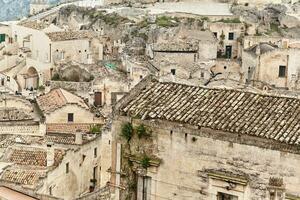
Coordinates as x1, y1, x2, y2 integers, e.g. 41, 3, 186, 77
148, 30, 217, 82
0, 124, 111, 200
208, 21, 245, 59
37, 88, 103, 125
110, 76, 300, 200
242, 42, 300, 91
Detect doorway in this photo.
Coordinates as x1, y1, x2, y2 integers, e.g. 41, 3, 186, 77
225, 46, 232, 59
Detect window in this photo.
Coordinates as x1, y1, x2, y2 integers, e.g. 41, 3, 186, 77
94, 147, 97, 158
140, 75, 143, 80
217, 192, 238, 200
68, 113, 74, 122
228, 32, 234, 40
66, 163, 69, 173
137, 176, 151, 200
278, 65, 286, 78
171, 69, 176, 75
201, 72, 204, 78
49, 186, 52, 195
1, 78, 4, 86
213, 32, 218, 38
0, 34, 5, 43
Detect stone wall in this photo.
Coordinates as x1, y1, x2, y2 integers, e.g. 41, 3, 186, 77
38, 130, 112, 200
112, 117, 300, 200
0, 122, 42, 136
49, 81, 91, 93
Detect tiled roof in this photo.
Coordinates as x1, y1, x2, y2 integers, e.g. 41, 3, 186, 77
18, 21, 49, 30
119, 78, 300, 146
37, 88, 89, 114
46, 123, 93, 134
152, 42, 198, 52
1, 169, 46, 186
46, 132, 93, 145
7, 148, 65, 167
46, 31, 97, 41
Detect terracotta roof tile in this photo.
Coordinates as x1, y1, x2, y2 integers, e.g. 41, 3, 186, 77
37, 88, 89, 114
119, 79, 300, 146
6, 148, 65, 167
1, 169, 46, 186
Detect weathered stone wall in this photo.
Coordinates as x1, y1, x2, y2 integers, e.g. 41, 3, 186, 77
45, 104, 95, 124
209, 22, 244, 59
49, 81, 91, 93
0, 122, 42, 136
112, 117, 300, 199
38, 131, 112, 200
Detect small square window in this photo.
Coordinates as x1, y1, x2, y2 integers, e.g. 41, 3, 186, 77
228, 32, 234, 40
66, 162, 69, 173
201, 72, 204, 78
171, 69, 176, 75
68, 113, 74, 122
279, 65, 286, 78
213, 32, 218, 38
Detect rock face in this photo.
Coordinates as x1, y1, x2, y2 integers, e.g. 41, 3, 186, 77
280, 14, 300, 28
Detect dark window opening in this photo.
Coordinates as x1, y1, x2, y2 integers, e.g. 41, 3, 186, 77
213, 32, 218, 38
94, 147, 97, 158
228, 32, 234, 40
217, 192, 238, 200
171, 69, 176, 75
49, 186, 52, 195
279, 65, 286, 78
224, 66, 227, 70
94, 92, 102, 107
66, 163, 69, 173
68, 113, 74, 122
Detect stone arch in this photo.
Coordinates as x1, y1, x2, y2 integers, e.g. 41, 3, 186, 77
25, 66, 39, 90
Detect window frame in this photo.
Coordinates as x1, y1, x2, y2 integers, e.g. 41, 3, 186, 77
278, 65, 287, 78
67, 113, 74, 123
228, 32, 234, 40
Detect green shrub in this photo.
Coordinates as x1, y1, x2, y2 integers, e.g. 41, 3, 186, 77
141, 155, 151, 169
135, 124, 150, 139
155, 16, 179, 28
52, 73, 60, 81
90, 125, 101, 134
121, 122, 133, 142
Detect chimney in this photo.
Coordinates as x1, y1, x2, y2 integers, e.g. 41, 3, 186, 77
75, 130, 83, 145
46, 143, 55, 167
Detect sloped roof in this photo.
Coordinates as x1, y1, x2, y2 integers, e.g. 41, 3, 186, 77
46, 31, 97, 41
37, 88, 89, 114
246, 43, 278, 55
118, 77, 300, 146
